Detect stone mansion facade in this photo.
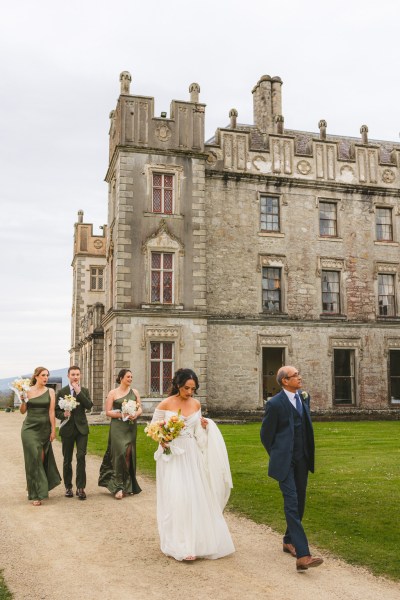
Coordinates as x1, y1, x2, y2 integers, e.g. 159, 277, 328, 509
70, 71, 400, 415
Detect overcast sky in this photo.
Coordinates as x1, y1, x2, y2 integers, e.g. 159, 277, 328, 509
1, 0, 399, 379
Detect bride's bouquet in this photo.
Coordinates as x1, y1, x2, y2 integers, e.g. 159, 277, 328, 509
145, 411, 185, 455
9, 377, 31, 402
58, 395, 80, 412
121, 399, 138, 421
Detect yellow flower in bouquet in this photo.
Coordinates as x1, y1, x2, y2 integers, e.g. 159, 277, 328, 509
145, 410, 185, 455
9, 378, 31, 402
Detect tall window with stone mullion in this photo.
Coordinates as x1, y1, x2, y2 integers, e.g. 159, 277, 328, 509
376, 208, 393, 241
262, 267, 281, 312
150, 341, 174, 395
378, 273, 396, 316
260, 196, 279, 231
90, 267, 104, 290
322, 270, 340, 313
152, 173, 173, 214
151, 252, 173, 303
319, 202, 337, 236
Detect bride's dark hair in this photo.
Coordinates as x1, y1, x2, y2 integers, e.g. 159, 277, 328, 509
169, 368, 199, 395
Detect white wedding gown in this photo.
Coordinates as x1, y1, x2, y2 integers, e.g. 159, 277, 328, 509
152, 408, 235, 561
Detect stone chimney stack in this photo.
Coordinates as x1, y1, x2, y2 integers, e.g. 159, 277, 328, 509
319, 120, 327, 140
274, 115, 284, 134
78, 210, 84, 223
252, 75, 283, 133
229, 108, 238, 129
189, 82, 200, 103
120, 71, 132, 95
360, 125, 368, 144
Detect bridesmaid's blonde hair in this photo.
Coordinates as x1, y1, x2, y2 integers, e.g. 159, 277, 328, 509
30, 366, 49, 386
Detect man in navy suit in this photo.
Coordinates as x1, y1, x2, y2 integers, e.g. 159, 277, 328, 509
260, 365, 323, 571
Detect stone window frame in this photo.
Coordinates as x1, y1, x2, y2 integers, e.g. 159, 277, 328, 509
141, 220, 185, 309
374, 262, 399, 319
317, 257, 346, 318
384, 338, 400, 406
259, 193, 281, 233
328, 337, 362, 407
318, 197, 342, 239
256, 334, 292, 407
141, 326, 183, 397
371, 203, 398, 245
89, 265, 105, 291
258, 255, 288, 314
144, 164, 183, 217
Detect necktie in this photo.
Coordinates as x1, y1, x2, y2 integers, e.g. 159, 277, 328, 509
294, 393, 303, 416
71, 389, 76, 397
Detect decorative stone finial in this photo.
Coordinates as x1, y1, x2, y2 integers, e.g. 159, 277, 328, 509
189, 83, 200, 103
229, 108, 238, 129
78, 210, 84, 224
109, 110, 115, 120
319, 119, 327, 140
275, 114, 284, 134
119, 71, 132, 94
360, 125, 368, 144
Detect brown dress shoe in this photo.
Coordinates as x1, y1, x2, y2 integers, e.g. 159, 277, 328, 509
65, 488, 73, 498
76, 488, 87, 500
296, 555, 324, 571
283, 543, 297, 557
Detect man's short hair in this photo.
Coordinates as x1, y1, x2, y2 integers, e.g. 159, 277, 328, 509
68, 365, 81, 374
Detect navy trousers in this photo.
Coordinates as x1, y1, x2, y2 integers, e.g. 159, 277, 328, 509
279, 456, 309, 558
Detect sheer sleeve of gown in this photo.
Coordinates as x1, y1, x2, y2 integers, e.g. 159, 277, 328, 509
151, 408, 166, 423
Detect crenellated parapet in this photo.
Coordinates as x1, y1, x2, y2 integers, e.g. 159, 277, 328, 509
108, 72, 206, 162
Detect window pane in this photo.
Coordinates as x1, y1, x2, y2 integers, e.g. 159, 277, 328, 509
164, 189, 173, 214
150, 361, 160, 394
163, 272, 173, 303
164, 175, 173, 188
322, 271, 340, 313
162, 362, 172, 394
151, 253, 161, 269
334, 349, 354, 404
376, 208, 392, 241
262, 267, 281, 311
151, 271, 161, 302
260, 196, 279, 231
163, 253, 173, 270
151, 342, 160, 359
319, 202, 337, 236
153, 174, 162, 187
163, 342, 173, 359
390, 350, 400, 376
153, 188, 162, 212
378, 274, 395, 316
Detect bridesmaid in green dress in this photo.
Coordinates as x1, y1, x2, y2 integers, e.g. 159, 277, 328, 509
20, 367, 61, 506
98, 369, 143, 499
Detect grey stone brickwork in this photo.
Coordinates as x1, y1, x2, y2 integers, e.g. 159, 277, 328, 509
70, 72, 400, 417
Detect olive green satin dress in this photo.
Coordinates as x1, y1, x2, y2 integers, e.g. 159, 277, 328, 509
98, 390, 142, 495
21, 390, 61, 501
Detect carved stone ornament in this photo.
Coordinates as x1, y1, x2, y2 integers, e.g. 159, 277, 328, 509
317, 257, 344, 277
256, 334, 292, 355
381, 168, 395, 184
142, 219, 184, 255
93, 239, 103, 249
141, 325, 183, 349
340, 164, 354, 175
374, 262, 399, 279
296, 160, 312, 175
384, 338, 400, 356
206, 151, 218, 166
155, 124, 172, 142
328, 337, 362, 357
258, 254, 288, 273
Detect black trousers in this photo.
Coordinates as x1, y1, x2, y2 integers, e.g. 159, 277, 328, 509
62, 426, 88, 489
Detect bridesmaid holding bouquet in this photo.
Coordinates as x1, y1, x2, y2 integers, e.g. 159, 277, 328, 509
20, 366, 61, 505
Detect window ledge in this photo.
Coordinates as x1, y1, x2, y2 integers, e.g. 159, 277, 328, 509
374, 240, 398, 246
258, 232, 285, 238
318, 236, 343, 242
260, 311, 289, 318
320, 314, 347, 320
377, 315, 400, 321
141, 303, 184, 310
143, 212, 183, 219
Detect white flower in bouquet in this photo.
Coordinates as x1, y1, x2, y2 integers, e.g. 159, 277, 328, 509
58, 394, 80, 412
9, 377, 31, 402
121, 399, 138, 421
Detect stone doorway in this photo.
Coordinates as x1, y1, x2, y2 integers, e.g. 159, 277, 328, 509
262, 347, 284, 402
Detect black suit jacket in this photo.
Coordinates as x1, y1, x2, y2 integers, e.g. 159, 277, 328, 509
260, 389, 315, 482
55, 385, 93, 438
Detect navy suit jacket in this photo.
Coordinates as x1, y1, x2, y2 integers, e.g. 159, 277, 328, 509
260, 389, 315, 482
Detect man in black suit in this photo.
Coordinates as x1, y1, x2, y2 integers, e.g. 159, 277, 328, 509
260, 365, 323, 571
56, 366, 93, 500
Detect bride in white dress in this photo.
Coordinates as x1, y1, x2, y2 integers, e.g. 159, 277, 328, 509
151, 368, 235, 561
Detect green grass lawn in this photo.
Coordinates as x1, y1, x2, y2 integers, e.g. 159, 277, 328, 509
0, 571, 13, 600
87, 421, 400, 581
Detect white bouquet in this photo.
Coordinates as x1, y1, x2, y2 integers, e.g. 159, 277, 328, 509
58, 394, 80, 412
121, 399, 138, 421
9, 377, 31, 403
